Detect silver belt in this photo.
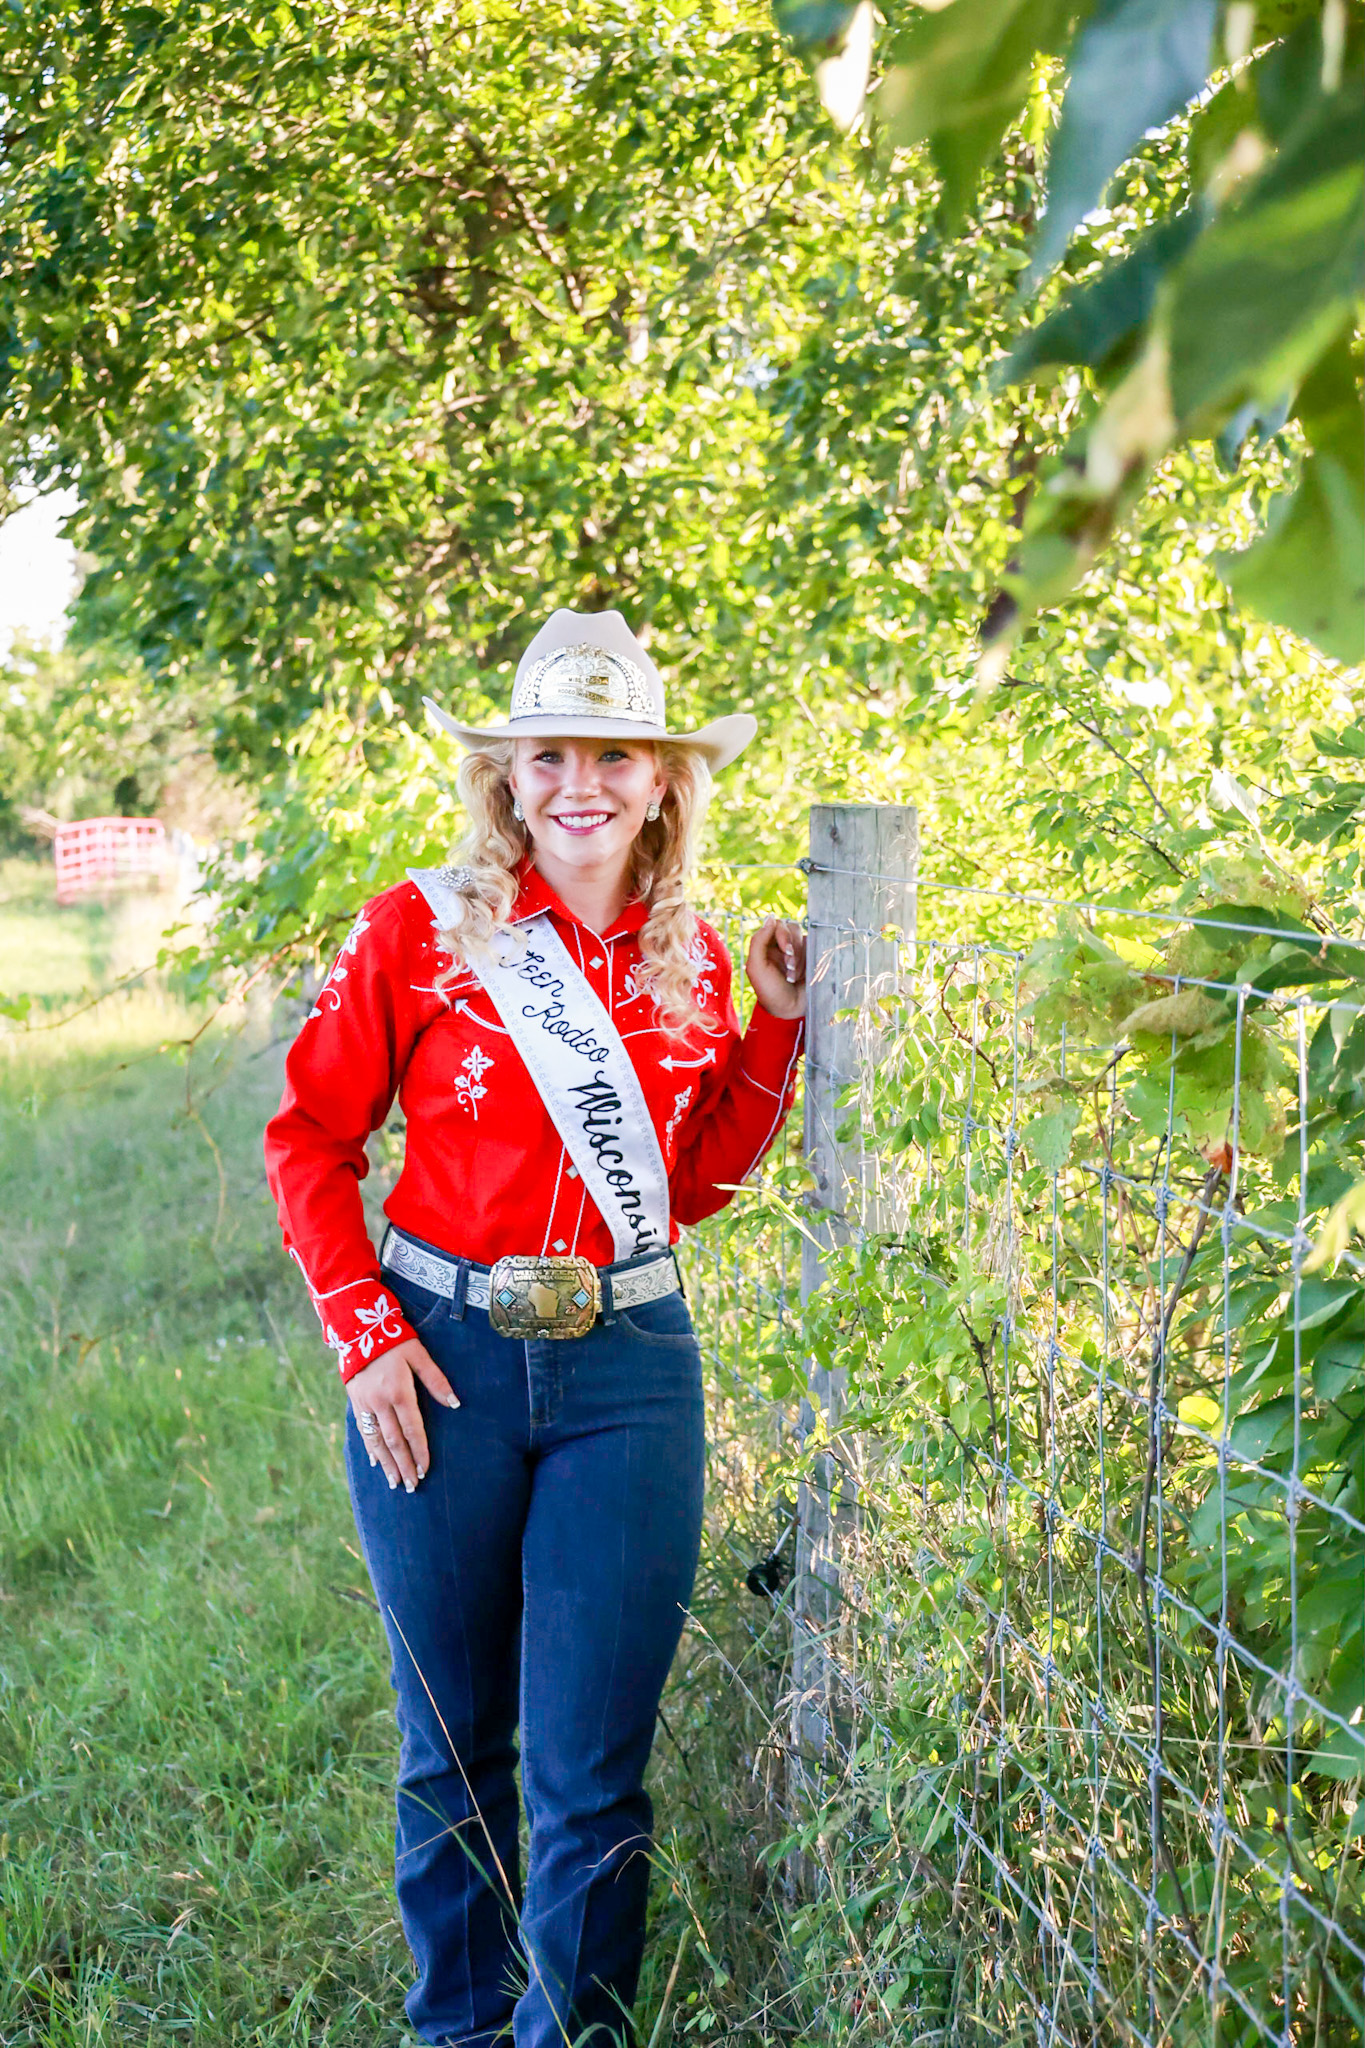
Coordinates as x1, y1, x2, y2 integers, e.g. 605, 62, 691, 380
382, 1227, 680, 1339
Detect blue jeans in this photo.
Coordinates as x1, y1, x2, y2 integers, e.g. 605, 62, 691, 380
345, 1254, 705, 2047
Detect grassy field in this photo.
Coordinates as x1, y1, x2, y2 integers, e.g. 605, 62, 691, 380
0, 862, 421, 2043
0, 860, 792, 2047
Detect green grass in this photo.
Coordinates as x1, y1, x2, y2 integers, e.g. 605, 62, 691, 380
0, 856, 186, 1010
0, 874, 795, 2047
0, 879, 425, 2044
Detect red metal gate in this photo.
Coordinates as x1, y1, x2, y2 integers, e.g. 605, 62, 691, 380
52, 817, 167, 903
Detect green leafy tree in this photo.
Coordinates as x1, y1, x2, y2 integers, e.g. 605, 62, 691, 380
777, 0, 1364, 670
0, 634, 234, 846
1, 0, 1358, 995
1, 0, 838, 759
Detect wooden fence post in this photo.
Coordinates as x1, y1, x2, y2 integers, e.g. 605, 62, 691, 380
791, 802, 918, 1779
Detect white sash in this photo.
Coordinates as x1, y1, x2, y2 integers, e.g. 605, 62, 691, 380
408, 871, 671, 1261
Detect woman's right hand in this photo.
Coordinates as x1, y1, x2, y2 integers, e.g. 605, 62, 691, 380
346, 1340, 460, 1492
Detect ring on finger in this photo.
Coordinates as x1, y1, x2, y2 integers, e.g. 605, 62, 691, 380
356, 1409, 381, 1439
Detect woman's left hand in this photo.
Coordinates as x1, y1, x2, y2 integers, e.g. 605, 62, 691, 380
746, 915, 807, 1021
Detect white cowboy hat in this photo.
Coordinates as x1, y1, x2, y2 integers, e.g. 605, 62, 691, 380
423, 608, 756, 771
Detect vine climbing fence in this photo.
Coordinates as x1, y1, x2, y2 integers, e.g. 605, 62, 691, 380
679, 804, 1364, 2046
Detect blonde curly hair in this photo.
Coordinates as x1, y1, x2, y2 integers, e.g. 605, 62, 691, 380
433, 739, 717, 1037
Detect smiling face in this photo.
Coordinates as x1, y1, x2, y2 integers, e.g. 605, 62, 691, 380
510, 736, 667, 878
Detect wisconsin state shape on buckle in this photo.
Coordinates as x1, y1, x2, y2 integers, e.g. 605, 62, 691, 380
487, 1255, 601, 1340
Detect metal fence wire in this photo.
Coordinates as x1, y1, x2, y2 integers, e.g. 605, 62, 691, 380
679, 833, 1365, 2047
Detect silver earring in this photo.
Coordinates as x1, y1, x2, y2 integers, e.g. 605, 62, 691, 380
645, 799, 661, 822
512, 795, 524, 822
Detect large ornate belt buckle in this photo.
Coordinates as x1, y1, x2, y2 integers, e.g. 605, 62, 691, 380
487, 1255, 601, 1340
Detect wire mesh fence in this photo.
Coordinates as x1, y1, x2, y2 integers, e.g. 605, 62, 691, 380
679, 826, 1364, 2046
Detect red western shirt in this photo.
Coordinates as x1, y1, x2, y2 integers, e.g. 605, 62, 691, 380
265, 862, 804, 1380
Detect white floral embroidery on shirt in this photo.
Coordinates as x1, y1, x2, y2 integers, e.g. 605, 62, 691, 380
686, 931, 717, 1007
325, 1325, 353, 1372
308, 912, 373, 1019
453, 1043, 494, 1118
323, 1292, 403, 1373
665, 1086, 693, 1153
355, 1292, 405, 1359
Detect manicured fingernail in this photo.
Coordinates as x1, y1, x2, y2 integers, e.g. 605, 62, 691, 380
404, 1480, 415, 1494
445, 1394, 461, 1409
417, 1466, 427, 1480
387, 1474, 397, 1490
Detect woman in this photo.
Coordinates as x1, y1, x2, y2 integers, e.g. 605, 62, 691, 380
265, 608, 806, 2047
